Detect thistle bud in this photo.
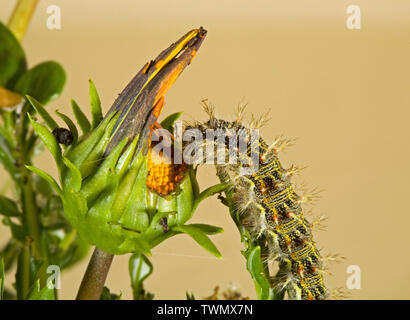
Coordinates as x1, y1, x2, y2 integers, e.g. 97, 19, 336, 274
27, 28, 225, 258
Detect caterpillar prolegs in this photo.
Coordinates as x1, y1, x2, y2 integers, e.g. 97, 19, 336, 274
184, 104, 328, 300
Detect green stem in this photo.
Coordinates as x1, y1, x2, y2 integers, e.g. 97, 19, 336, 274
7, 0, 39, 41
20, 171, 42, 258
19, 241, 31, 299
14, 104, 44, 260
76, 247, 114, 300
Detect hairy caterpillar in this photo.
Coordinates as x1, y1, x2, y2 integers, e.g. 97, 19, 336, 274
184, 102, 328, 300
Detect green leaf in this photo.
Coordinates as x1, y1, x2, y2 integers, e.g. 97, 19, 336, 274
0, 240, 21, 272
62, 156, 82, 192
33, 174, 53, 196
174, 225, 222, 259
186, 292, 195, 300
26, 165, 62, 197
129, 253, 153, 300
0, 129, 16, 178
0, 194, 20, 217
3, 218, 25, 242
55, 110, 78, 145
0, 21, 26, 88
26, 95, 58, 130
89, 79, 103, 129
192, 182, 230, 213
28, 114, 62, 169
100, 286, 122, 300
160, 112, 182, 134
186, 224, 224, 235
0, 125, 14, 148
27, 280, 56, 300
0, 144, 17, 179
71, 99, 91, 134
14, 61, 66, 105
246, 246, 271, 300
0, 257, 4, 300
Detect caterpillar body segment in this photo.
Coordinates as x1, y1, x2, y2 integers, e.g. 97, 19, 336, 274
185, 114, 327, 300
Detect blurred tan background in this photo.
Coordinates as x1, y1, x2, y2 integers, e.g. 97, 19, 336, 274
1, 0, 410, 299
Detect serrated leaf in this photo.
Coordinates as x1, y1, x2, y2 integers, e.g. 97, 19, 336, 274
26, 95, 58, 131
26, 165, 62, 197
0, 194, 20, 217
160, 112, 182, 134
174, 225, 222, 258
14, 61, 66, 105
71, 99, 91, 134
55, 110, 78, 145
89, 79, 103, 129
0, 21, 27, 88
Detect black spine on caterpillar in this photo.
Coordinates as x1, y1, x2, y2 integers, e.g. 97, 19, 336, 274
184, 111, 327, 300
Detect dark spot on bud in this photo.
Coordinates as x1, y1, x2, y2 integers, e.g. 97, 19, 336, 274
52, 128, 74, 146
159, 217, 168, 233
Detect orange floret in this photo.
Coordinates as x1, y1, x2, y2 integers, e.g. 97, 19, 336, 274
146, 145, 187, 196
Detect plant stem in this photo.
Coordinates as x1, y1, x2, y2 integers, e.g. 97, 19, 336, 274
7, 0, 39, 41
76, 247, 114, 300
14, 103, 44, 260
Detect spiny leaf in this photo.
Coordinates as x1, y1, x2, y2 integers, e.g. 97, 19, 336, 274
55, 111, 78, 145
89, 79, 103, 129
80, 137, 127, 201
28, 114, 62, 169
26, 95, 58, 130
160, 111, 182, 134
185, 224, 224, 235
26, 165, 62, 197
62, 157, 82, 192
71, 99, 91, 134
174, 225, 222, 259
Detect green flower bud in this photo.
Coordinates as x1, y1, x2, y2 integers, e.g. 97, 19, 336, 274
26, 28, 226, 257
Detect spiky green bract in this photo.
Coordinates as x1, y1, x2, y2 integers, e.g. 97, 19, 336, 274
26, 93, 224, 256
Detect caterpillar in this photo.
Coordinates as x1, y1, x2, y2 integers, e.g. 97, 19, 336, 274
183, 102, 328, 300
